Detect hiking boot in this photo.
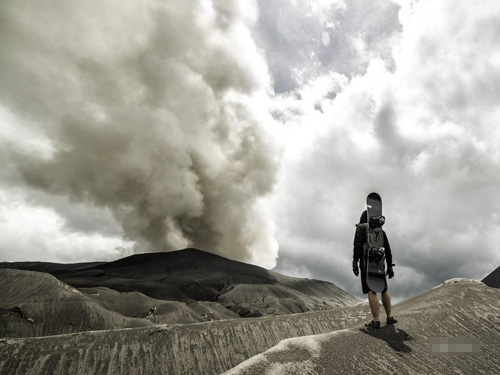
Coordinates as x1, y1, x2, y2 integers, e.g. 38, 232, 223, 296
386, 316, 398, 324
364, 320, 380, 328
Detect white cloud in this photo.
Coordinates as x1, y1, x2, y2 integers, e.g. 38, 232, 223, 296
0, 188, 132, 262
266, 0, 500, 300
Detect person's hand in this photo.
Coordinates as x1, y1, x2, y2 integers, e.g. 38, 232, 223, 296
387, 267, 394, 279
352, 261, 359, 277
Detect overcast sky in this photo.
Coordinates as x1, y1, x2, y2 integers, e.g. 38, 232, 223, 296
1, 0, 500, 302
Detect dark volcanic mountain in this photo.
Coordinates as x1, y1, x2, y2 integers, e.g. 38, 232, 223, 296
482, 264, 500, 288
1, 248, 358, 336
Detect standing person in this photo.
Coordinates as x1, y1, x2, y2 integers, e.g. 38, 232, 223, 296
352, 210, 397, 328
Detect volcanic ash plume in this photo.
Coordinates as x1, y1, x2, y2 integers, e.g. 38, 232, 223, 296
0, 0, 280, 267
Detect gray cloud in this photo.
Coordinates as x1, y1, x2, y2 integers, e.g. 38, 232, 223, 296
268, 0, 500, 301
25, 191, 122, 237
0, 0, 279, 266
253, 0, 401, 93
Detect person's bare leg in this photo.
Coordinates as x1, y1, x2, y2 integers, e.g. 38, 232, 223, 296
368, 291, 380, 321
381, 289, 392, 318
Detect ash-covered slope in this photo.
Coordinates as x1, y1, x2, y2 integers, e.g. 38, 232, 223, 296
482, 264, 500, 288
1, 279, 498, 375
78, 286, 239, 324
224, 279, 500, 375
12, 248, 359, 318
0, 269, 152, 338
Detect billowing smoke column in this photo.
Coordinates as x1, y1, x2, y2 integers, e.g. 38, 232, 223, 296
0, 0, 279, 267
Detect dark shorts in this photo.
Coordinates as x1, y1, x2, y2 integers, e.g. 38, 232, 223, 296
360, 260, 387, 294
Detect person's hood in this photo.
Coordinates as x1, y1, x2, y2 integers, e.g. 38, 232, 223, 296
359, 210, 367, 224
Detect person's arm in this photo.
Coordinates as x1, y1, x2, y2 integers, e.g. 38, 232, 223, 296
353, 225, 365, 263
383, 231, 395, 278
383, 231, 393, 265
352, 225, 365, 276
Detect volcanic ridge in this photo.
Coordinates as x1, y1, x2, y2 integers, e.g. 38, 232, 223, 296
0, 248, 358, 337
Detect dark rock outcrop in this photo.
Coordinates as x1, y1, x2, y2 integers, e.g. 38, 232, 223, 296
482, 264, 500, 288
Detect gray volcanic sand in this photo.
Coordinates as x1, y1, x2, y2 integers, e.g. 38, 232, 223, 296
0, 269, 152, 338
0, 300, 372, 375
1, 279, 499, 375
78, 286, 240, 323
223, 279, 500, 375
